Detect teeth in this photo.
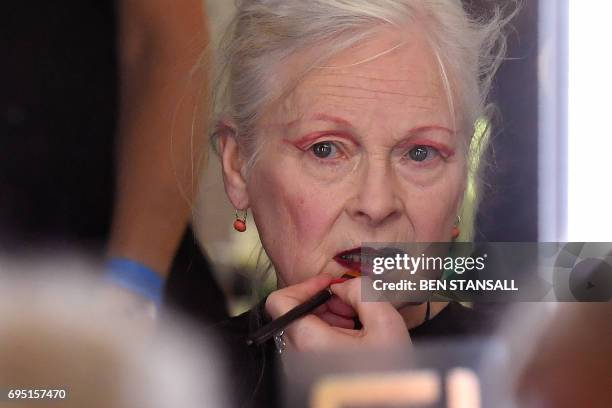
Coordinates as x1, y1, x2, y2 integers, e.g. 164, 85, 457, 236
340, 254, 361, 263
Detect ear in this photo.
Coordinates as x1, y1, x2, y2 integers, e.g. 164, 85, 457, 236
218, 122, 249, 210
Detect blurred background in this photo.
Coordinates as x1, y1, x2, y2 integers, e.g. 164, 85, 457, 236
1, 0, 608, 318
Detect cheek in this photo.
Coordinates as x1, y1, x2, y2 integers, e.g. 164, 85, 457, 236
287, 192, 335, 238
247, 161, 339, 280
403, 164, 466, 240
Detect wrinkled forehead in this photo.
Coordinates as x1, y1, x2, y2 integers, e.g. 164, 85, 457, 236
262, 26, 456, 132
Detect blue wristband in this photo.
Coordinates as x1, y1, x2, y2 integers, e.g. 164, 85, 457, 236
104, 258, 164, 307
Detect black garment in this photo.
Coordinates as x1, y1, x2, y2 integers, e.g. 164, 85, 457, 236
217, 300, 500, 408
2, 1, 118, 246
164, 226, 229, 324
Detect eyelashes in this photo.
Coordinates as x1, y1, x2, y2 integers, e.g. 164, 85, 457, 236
404, 145, 441, 163
293, 131, 452, 170
292, 135, 452, 184
303, 140, 443, 165
310, 141, 342, 159
297, 138, 350, 165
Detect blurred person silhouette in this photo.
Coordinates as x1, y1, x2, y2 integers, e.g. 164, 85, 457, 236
103, 0, 227, 323
2, 1, 227, 323
0, 260, 228, 408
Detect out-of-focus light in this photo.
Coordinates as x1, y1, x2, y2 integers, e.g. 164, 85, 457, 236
568, 2, 612, 241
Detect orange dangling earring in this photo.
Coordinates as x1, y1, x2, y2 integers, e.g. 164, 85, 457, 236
233, 209, 247, 232
451, 215, 461, 239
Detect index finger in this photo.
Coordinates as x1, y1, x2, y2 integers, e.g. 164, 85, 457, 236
265, 274, 333, 319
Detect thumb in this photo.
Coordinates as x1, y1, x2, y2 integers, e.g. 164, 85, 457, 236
330, 277, 407, 340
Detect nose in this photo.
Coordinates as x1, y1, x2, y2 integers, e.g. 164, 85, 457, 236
346, 159, 402, 227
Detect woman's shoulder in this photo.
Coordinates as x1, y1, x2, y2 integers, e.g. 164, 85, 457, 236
213, 298, 270, 368
409, 302, 504, 341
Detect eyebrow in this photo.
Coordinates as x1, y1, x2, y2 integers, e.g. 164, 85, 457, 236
409, 125, 456, 135
280, 113, 351, 129
310, 113, 353, 127
311, 113, 455, 135
282, 113, 455, 136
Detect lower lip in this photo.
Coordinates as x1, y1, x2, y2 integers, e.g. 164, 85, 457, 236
334, 255, 371, 276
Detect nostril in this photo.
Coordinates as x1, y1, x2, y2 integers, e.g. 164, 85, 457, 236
346, 173, 402, 226
354, 205, 401, 227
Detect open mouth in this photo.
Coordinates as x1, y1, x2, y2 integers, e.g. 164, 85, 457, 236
333, 246, 407, 276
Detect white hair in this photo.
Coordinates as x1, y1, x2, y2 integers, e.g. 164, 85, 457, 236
210, 0, 519, 238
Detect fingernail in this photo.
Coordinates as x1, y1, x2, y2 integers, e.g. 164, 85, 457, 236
330, 278, 349, 285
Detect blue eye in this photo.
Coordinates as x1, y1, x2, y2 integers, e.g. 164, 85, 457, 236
407, 145, 438, 162
311, 141, 338, 159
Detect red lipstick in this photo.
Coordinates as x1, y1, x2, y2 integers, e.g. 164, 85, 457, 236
334, 247, 364, 272
334, 246, 408, 276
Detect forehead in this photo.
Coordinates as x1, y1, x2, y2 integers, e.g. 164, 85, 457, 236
267, 26, 452, 130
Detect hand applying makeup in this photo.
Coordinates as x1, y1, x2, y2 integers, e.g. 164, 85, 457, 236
264, 274, 411, 352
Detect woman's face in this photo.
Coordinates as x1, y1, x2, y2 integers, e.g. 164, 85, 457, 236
224, 28, 467, 286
